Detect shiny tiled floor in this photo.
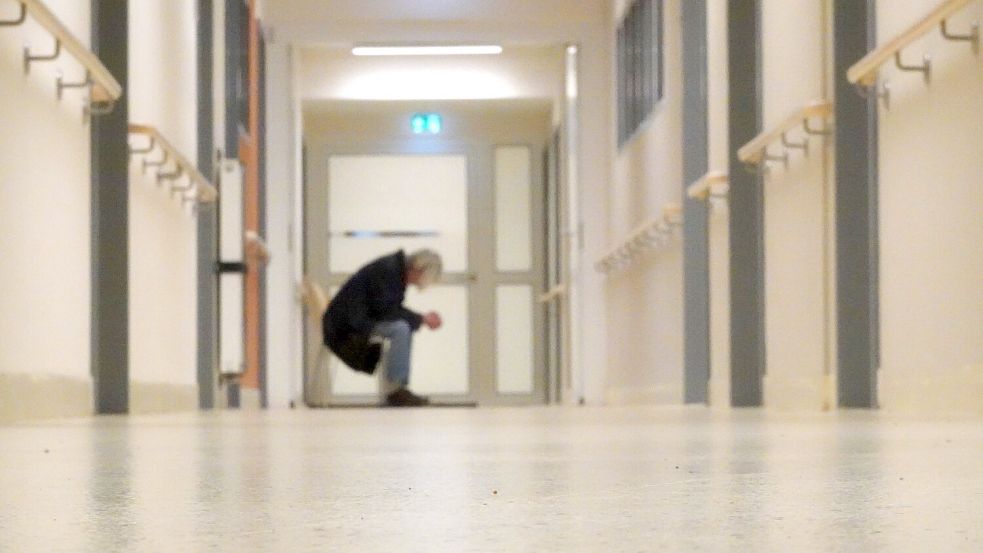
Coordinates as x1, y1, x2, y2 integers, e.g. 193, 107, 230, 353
1, 407, 981, 552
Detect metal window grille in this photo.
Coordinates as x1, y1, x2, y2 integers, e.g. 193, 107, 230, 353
617, 0, 664, 147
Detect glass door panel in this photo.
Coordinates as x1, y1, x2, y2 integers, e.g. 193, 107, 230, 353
326, 155, 471, 400
494, 146, 533, 272
405, 285, 469, 395
495, 285, 534, 394
328, 155, 468, 273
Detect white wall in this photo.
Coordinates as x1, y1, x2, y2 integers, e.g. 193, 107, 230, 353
706, 0, 731, 408
572, 33, 613, 406
876, 0, 983, 413
264, 41, 304, 408
603, 0, 684, 405
127, 0, 199, 413
759, 0, 833, 411
0, 0, 93, 422
302, 99, 553, 143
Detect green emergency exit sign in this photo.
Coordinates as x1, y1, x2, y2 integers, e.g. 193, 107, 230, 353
411, 113, 442, 134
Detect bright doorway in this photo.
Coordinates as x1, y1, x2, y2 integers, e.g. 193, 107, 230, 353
303, 100, 554, 406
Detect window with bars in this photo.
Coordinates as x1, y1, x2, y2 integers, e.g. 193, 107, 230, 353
617, 0, 664, 147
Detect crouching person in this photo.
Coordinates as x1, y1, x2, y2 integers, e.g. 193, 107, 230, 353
322, 249, 443, 406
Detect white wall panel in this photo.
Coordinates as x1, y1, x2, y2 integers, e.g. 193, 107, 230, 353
495, 146, 533, 272
760, 0, 830, 411
128, 0, 199, 392
604, 0, 684, 405
264, 42, 304, 408
328, 155, 468, 273
405, 286, 469, 395
495, 285, 535, 394
0, 0, 92, 389
876, 0, 983, 413
707, 0, 731, 407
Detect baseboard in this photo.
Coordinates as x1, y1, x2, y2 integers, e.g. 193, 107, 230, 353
130, 382, 197, 415
0, 373, 92, 424
239, 388, 262, 410
707, 375, 730, 408
764, 373, 834, 412
604, 384, 680, 406
878, 364, 983, 414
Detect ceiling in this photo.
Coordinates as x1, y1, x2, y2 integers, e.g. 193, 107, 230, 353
298, 44, 565, 101
303, 97, 553, 117
261, 1, 601, 105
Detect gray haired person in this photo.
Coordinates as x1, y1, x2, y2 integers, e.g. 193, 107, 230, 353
322, 249, 443, 406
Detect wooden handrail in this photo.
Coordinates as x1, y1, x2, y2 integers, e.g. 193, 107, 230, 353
662, 203, 682, 223
537, 284, 567, 304
129, 124, 218, 203
847, 0, 978, 87
737, 101, 832, 166
17, 0, 123, 103
300, 277, 329, 322
245, 231, 272, 266
596, 202, 683, 273
686, 171, 729, 201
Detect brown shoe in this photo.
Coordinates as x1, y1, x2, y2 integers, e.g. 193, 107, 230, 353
385, 387, 430, 407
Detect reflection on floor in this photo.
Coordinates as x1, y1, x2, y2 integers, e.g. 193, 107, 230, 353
1, 407, 981, 551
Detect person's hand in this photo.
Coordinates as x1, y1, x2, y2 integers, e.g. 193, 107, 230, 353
422, 312, 443, 330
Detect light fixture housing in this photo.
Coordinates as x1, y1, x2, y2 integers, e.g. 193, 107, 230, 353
352, 44, 504, 57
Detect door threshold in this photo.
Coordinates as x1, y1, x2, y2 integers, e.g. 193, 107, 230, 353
321, 401, 479, 409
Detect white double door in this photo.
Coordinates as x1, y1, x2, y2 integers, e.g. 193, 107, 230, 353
308, 145, 546, 405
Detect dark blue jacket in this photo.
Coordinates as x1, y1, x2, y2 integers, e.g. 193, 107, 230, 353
322, 250, 423, 373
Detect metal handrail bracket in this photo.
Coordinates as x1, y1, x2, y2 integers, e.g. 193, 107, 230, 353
128, 124, 219, 207
3, 0, 124, 114
847, 0, 978, 88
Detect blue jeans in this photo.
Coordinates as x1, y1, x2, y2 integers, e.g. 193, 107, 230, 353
373, 320, 412, 387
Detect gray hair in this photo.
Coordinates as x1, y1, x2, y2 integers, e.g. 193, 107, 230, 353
407, 249, 443, 287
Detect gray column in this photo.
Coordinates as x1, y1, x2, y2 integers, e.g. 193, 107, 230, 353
682, 0, 710, 404
90, 0, 129, 414
258, 30, 268, 408
197, 0, 218, 409
834, 0, 879, 408
727, 0, 765, 407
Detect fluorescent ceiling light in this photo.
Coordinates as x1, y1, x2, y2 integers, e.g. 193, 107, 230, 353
352, 45, 503, 57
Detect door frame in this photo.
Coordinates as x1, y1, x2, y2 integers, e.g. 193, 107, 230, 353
544, 128, 565, 404
303, 140, 548, 406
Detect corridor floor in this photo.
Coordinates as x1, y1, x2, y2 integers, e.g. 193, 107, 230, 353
1, 406, 981, 552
